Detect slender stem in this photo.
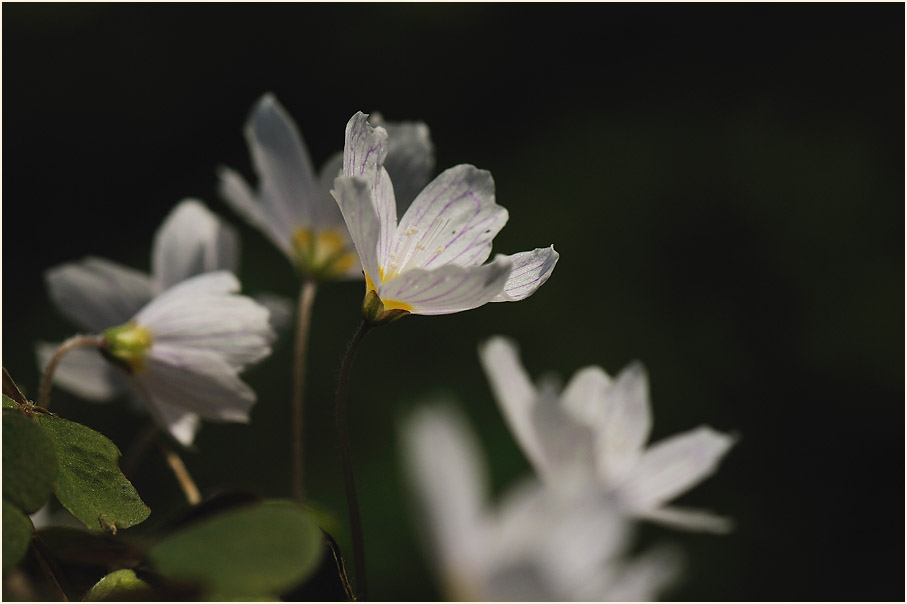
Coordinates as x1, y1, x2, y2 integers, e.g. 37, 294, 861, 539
31, 532, 68, 601
161, 445, 202, 506
38, 334, 105, 408
335, 320, 373, 600
292, 279, 318, 504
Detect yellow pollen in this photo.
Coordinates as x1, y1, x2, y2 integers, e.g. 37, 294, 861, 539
364, 272, 412, 312
292, 227, 355, 278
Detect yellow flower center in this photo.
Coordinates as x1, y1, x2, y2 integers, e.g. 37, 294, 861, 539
292, 227, 356, 279
103, 323, 153, 373
365, 271, 412, 313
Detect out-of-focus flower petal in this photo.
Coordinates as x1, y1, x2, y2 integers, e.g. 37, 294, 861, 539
46, 257, 153, 332
370, 113, 436, 214
253, 292, 294, 335
491, 246, 560, 302
595, 362, 653, 484
619, 426, 736, 511
151, 398, 201, 447
35, 341, 127, 401
638, 504, 735, 534
378, 256, 511, 316
217, 166, 295, 259
590, 544, 683, 602
152, 199, 239, 291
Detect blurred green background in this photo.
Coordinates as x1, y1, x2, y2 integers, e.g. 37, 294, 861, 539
3, 4, 903, 600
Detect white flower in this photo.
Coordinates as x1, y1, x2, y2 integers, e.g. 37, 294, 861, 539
39, 200, 263, 445
479, 336, 738, 533
401, 403, 682, 601
332, 112, 559, 320
218, 94, 436, 281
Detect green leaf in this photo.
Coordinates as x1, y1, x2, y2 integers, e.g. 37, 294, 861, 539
3, 394, 18, 409
147, 500, 323, 599
3, 499, 33, 571
83, 569, 151, 601
3, 409, 59, 513
34, 415, 150, 532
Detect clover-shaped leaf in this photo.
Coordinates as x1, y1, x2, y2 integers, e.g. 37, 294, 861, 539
3, 409, 58, 513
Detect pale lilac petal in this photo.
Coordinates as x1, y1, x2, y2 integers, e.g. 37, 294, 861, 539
316, 152, 348, 232
378, 255, 511, 316
559, 365, 612, 428
530, 388, 597, 483
244, 93, 319, 227
46, 257, 153, 332
370, 114, 436, 213
596, 545, 684, 602
137, 277, 274, 371
135, 271, 240, 326
639, 505, 734, 533
252, 292, 294, 335
478, 336, 547, 476
401, 403, 487, 585
151, 398, 201, 447
135, 345, 256, 423
217, 166, 294, 259
596, 362, 653, 484
152, 199, 239, 291
391, 165, 508, 274
619, 426, 737, 511
342, 113, 397, 265
332, 176, 381, 283
35, 341, 126, 401
490, 246, 559, 302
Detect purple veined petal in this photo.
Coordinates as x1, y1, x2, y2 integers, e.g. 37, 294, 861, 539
152, 199, 239, 292
331, 176, 381, 284
478, 336, 548, 477
369, 113, 436, 214
150, 398, 201, 447
244, 93, 320, 228
490, 246, 559, 302
637, 505, 734, 533
134, 345, 256, 423
400, 403, 489, 585
390, 165, 508, 274
595, 362, 653, 485
138, 288, 275, 371
217, 166, 295, 260
46, 257, 154, 332
135, 271, 241, 327
35, 341, 127, 401
377, 255, 511, 316
618, 425, 737, 511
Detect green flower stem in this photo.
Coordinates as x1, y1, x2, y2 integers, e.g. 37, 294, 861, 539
38, 334, 106, 408
335, 320, 374, 601
292, 278, 318, 504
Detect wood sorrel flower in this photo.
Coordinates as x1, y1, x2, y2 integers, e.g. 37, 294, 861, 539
479, 336, 738, 533
333, 112, 559, 322
218, 95, 435, 281
401, 403, 681, 601
40, 200, 269, 445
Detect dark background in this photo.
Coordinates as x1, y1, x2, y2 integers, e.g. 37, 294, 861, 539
3, 3, 904, 601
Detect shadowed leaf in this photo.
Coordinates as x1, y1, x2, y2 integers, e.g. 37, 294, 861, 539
3, 499, 33, 571
3, 409, 58, 513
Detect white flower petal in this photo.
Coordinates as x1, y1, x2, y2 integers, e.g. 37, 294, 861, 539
151, 398, 201, 447
531, 387, 598, 483
46, 257, 154, 332
596, 545, 684, 602
638, 504, 735, 533
136, 345, 256, 423
596, 362, 653, 484
245, 93, 319, 228
560, 365, 612, 428
152, 199, 239, 291
378, 255, 511, 316
391, 165, 508, 274
370, 114, 436, 214
477, 336, 547, 476
400, 403, 488, 585
137, 283, 274, 371
217, 166, 294, 259
252, 292, 294, 335
332, 176, 381, 283
619, 425, 737, 511
490, 245, 559, 302
35, 341, 126, 401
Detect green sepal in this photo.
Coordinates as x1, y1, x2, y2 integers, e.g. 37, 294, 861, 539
362, 290, 409, 325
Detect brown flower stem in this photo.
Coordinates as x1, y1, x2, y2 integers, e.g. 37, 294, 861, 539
38, 334, 105, 408
334, 320, 373, 600
161, 444, 201, 506
292, 278, 318, 504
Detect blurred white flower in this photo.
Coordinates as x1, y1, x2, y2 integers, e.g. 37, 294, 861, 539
479, 336, 738, 533
333, 111, 559, 320
218, 94, 435, 281
401, 403, 682, 601
39, 200, 269, 445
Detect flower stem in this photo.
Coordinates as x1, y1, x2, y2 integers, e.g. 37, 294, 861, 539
335, 320, 373, 601
292, 278, 318, 504
161, 444, 202, 506
38, 334, 106, 408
